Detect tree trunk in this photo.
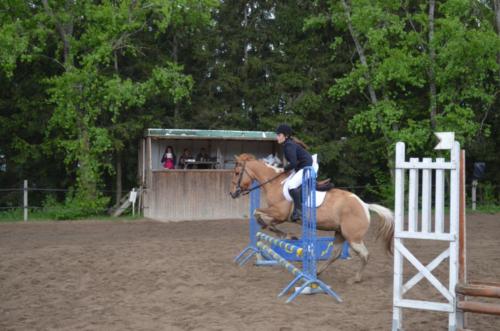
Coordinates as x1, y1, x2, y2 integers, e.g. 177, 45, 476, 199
242, 3, 250, 116
172, 34, 181, 127
113, 50, 123, 204
43, 0, 99, 199
494, 0, 500, 79
77, 121, 97, 197
340, 0, 378, 105
42, 0, 73, 68
115, 151, 122, 206
428, 0, 437, 130
495, 0, 500, 36
341, 0, 396, 183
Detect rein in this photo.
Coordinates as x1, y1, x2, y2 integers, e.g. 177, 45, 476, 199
232, 161, 284, 197
241, 172, 283, 195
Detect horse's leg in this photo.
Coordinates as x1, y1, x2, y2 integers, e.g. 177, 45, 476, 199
268, 222, 288, 238
254, 208, 269, 229
347, 240, 369, 284
254, 208, 289, 238
317, 232, 345, 275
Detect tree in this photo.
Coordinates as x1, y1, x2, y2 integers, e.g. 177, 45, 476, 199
329, 0, 500, 157
1, 0, 216, 213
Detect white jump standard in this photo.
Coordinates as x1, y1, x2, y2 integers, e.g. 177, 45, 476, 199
392, 133, 460, 331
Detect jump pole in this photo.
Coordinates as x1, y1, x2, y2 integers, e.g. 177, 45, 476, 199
234, 181, 277, 266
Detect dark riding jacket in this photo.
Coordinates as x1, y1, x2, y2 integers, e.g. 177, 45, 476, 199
283, 138, 312, 172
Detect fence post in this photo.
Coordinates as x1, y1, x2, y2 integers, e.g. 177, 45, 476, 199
471, 179, 477, 210
23, 180, 28, 222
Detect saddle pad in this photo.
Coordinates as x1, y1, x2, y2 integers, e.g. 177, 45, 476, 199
283, 180, 326, 208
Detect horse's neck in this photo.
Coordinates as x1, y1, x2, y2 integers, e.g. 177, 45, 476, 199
249, 161, 285, 202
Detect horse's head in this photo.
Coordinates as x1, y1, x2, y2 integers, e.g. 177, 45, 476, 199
229, 154, 256, 199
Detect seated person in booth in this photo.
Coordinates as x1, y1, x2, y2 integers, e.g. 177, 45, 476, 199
178, 148, 193, 169
196, 147, 211, 169
161, 146, 176, 169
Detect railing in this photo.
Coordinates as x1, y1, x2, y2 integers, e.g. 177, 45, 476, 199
0, 180, 137, 221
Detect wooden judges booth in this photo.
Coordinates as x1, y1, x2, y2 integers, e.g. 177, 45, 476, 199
139, 129, 280, 221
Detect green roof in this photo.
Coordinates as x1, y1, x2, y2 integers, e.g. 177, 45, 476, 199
145, 128, 276, 141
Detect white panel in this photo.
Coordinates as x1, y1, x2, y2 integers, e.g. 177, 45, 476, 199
392, 140, 460, 331
401, 161, 455, 169
394, 299, 454, 313
435, 158, 445, 233
402, 248, 450, 294
392, 142, 405, 331
421, 158, 432, 232
408, 158, 419, 232
448, 142, 461, 331
395, 231, 454, 241
394, 142, 406, 233
396, 241, 453, 302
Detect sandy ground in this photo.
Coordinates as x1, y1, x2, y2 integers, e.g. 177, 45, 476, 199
0, 213, 499, 331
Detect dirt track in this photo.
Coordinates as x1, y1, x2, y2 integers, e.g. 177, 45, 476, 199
0, 213, 499, 330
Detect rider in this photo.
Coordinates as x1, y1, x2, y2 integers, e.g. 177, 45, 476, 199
275, 124, 312, 222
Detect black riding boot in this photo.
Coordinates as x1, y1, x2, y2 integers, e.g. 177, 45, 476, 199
289, 187, 302, 222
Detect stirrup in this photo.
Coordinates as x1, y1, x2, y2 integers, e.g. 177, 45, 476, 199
291, 211, 302, 223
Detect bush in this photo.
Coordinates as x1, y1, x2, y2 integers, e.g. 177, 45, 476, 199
42, 191, 110, 220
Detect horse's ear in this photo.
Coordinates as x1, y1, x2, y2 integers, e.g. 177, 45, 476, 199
234, 154, 240, 161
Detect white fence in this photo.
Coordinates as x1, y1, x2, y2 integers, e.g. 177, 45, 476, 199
392, 140, 461, 331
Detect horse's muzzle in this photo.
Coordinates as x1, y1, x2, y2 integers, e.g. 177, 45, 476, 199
229, 189, 241, 199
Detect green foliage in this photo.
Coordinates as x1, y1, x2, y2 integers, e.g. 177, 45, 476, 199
1, 0, 500, 208
477, 181, 499, 206
1, 0, 216, 208
40, 189, 110, 220
329, 0, 500, 159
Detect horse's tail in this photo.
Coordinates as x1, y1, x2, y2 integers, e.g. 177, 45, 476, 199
366, 204, 394, 255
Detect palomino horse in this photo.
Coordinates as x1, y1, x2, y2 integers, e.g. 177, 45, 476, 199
229, 153, 394, 284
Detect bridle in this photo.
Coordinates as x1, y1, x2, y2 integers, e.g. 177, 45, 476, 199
230, 162, 250, 198
230, 161, 284, 198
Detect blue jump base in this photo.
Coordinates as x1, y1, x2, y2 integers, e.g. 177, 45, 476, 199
271, 237, 350, 261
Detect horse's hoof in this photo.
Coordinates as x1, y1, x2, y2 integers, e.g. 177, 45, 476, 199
347, 277, 362, 285
255, 217, 268, 229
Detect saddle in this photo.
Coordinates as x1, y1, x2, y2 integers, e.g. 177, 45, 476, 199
316, 178, 334, 191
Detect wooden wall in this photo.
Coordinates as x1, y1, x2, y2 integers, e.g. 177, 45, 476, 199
143, 170, 255, 221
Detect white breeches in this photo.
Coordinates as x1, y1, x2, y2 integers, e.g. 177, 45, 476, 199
286, 169, 304, 190
284, 154, 319, 190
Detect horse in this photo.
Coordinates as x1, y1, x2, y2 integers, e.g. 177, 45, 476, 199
229, 153, 394, 284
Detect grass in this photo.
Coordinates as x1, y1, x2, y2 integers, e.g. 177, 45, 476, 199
1, 204, 498, 223
0, 208, 143, 223
469, 204, 500, 214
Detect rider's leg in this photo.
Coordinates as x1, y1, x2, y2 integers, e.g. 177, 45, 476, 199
286, 169, 303, 223
288, 186, 302, 222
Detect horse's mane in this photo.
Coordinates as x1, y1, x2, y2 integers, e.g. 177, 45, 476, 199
235, 153, 286, 176
237, 153, 257, 161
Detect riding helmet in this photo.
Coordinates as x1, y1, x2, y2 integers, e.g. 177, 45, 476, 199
275, 124, 292, 137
